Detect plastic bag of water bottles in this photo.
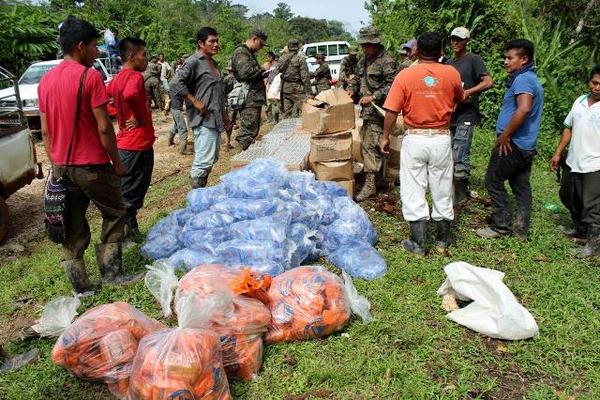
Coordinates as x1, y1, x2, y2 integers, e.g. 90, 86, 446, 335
321, 217, 377, 255
314, 180, 349, 198
181, 227, 231, 250
230, 215, 290, 243
184, 210, 235, 231
287, 223, 316, 267
187, 185, 227, 212
220, 159, 288, 199
170, 208, 195, 227
327, 241, 387, 280
167, 248, 218, 272
211, 198, 277, 220
216, 239, 291, 273
141, 233, 181, 260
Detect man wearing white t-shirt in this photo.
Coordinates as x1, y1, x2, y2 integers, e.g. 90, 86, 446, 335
551, 65, 600, 257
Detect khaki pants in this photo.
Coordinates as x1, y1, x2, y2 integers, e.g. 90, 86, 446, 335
53, 165, 125, 260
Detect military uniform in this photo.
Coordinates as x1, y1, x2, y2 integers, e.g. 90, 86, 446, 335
231, 44, 266, 150
223, 67, 238, 147
349, 27, 397, 201
143, 60, 163, 110
338, 49, 358, 90
278, 39, 311, 118
311, 55, 331, 94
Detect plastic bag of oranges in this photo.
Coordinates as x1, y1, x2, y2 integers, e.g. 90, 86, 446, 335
50, 302, 164, 398
266, 266, 372, 343
127, 293, 231, 400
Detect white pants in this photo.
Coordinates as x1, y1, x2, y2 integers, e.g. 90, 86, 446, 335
400, 134, 454, 222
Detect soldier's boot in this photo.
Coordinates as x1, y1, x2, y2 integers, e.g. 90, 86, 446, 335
575, 225, 600, 258
559, 221, 588, 241
62, 259, 100, 294
96, 243, 144, 285
402, 221, 428, 256
225, 129, 233, 149
0, 346, 40, 374
190, 176, 208, 189
167, 131, 175, 146
453, 178, 470, 207
434, 220, 451, 255
178, 139, 193, 155
355, 173, 377, 202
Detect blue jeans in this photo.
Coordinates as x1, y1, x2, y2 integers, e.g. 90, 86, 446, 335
171, 108, 188, 142
191, 125, 220, 179
450, 124, 475, 180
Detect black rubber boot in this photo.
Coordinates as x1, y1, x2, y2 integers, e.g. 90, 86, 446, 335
453, 178, 470, 207
434, 220, 451, 254
96, 243, 144, 285
61, 259, 100, 294
167, 131, 175, 146
402, 221, 428, 256
576, 224, 600, 257
190, 176, 208, 189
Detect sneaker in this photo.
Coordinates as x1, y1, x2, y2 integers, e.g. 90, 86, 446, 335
476, 226, 506, 239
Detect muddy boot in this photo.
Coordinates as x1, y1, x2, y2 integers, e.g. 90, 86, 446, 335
453, 178, 470, 207
190, 176, 207, 189
61, 259, 99, 294
178, 139, 193, 155
560, 222, 587, 241
575, 225, 600, 257
0, 346, 40, 374
355, 173, 377, 202
402, 221, 428, 256
434, 220, 451, 254
96, 243, 144, 285
167, 131, 175, 146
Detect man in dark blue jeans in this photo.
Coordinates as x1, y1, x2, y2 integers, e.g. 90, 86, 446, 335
447, 27, 494, 205
477, 39, 543, 240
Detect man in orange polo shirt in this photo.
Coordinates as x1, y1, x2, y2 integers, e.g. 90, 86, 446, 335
381, 32, 464, 256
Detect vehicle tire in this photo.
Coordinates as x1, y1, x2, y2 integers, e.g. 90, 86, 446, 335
0, 196, 8, 244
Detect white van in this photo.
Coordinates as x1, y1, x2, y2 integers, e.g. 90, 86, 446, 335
302, 41, 351, 82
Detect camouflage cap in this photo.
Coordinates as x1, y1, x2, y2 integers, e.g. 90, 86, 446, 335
357, 26, 382, 45
252, 29, 268, 46
315, 52, 325, 60
348, 46, 358, 55
287, 39, 300, 51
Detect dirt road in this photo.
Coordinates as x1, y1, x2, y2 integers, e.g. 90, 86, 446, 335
0, 111, 242, 262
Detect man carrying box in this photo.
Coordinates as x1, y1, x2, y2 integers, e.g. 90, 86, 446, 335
381, 32, 464, 256
348, 26, 397, 202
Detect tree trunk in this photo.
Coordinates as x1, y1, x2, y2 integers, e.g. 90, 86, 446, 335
576, 0, 598, 35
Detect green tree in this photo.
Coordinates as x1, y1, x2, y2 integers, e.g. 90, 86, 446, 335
273, 2, 293, 21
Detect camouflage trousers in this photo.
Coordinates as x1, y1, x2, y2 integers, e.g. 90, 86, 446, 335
281, 93, 304, 118
266, 99, 280, 123
144, 80, 163, 110
235, 106, 262, 150
361, 120, 384, 173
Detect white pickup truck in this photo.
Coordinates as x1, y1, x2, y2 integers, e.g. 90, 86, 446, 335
0, 66, 43, 242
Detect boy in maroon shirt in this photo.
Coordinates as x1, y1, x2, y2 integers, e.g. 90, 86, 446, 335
39, 17, 139, 293
107, 37, 155, 239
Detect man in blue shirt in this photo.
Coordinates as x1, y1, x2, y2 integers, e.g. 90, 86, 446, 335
477, 39, 544, 239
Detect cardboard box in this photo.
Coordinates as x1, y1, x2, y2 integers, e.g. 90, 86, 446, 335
310, 159, 353, 181
302, 88, 355, 134
334, 179, 354, 197
310, 131, 352, 162
371, 103, 404, 136
387, 134, 403, 168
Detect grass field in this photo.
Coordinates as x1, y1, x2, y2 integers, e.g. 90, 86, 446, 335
1, 128, 599, 400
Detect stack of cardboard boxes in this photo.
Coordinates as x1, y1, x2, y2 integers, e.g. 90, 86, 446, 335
303, 89, 356, 196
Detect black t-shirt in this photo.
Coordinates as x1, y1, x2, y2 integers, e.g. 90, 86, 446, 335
447, 53, 489, 126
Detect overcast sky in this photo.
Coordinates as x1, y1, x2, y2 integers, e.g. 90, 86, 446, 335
234, 0, 371, 34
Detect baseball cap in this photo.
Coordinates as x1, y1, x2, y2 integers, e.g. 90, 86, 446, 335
450, 27, 470, 40
252, 29, 268, 46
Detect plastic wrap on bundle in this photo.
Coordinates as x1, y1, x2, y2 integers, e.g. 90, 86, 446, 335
127, 294, 231, 400
286, 171, 317, 195
314, 180, 349, 198
170, 208, 195, 227
220, 158, 288, 199
327, 241, 387, 280
211, 198, 277, 220
167, 248, 217, 272
141, 233, 181, 260
216, 240, 290, 275
181, 226, 231, 250
146, 215, 179, 241
187, 184, 227, 212
287, 223, 317, 268
321, 214, 377, 255
230, 214, 290, 243
175, 265, 271, 380
304, 195, 336, 225
51, 302, 164, 399
184, 210, 235, 231
266, 266, 371, 343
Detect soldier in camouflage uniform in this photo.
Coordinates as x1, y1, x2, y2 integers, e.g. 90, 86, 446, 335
338, 46, 358, 90
223, 60, 238, 148
143, 54, 163, 110
230, 30, 268, 150
277, 38, 312, 118
348, 26, 398, 201
311, 53, 331, 95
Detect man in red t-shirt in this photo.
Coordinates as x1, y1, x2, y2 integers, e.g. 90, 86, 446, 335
381, 32, 464, 256
39, 17, 138, 294
107, 37, 155, 239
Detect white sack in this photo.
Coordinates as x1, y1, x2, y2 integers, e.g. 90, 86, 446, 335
437, 261, 539, 340
267, 73, 282, 100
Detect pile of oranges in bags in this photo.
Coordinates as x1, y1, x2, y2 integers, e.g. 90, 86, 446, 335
51, 302, 164, 398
